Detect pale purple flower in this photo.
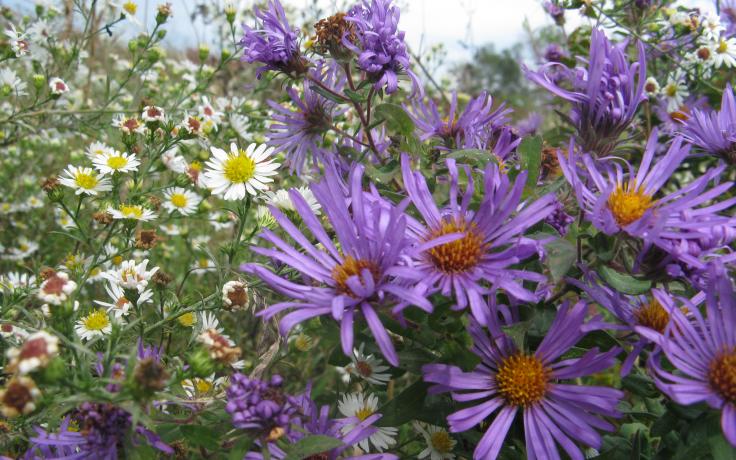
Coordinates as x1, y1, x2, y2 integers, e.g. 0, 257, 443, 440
680, 83, 736, 164
226, 374, 299, 437
423, 301, 623, 459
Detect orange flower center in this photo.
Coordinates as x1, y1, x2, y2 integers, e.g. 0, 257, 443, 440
496, 353, 549, 406
331, 256, 380, 297
709, 349, 736, 404
607, 184, 653, 227
426, 218, 485, 273
634, 298, 670, 333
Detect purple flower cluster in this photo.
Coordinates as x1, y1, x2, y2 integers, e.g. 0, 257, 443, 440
27, 403, 172, 459
680, 83, 736, 164
344, 0, 420, 94
423, 302, 622, 460
526, 28, 646, 156
241, 0, 305, 77
225, 373, 299, 439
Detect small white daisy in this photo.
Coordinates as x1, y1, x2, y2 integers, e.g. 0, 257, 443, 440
111, 0, 142, 26
190, 257, 216, 275
94, 282, 153, 318
643, 77, 659, 98
264, 186, 321, 215
25, 195, 43, 209
203, 142, 279, 200
0, 69, 27, 97
75, 308, 112, 341
177, 114, 207, 137
336, 343, 391, 386
198, 96, 224, 124
4, 237, 38, 261
86, 141, 113, 159
112, 114, 146, 135
159, 223, 183, 236
108, 204, 157, 221
701, 12, 725, 41
4, 24, 30, 57
414, 421, 456, 460
711, 36, 736, 68
55, 208, 74, 229
161, 148, 188, 173
92, 150, 140, 175
48, 77, 69, 95
197, 311, 222, 333
338, 393, 397, 452
58, 165, 112, 196
0, 271, 36, 292
141, 105, 165, 123
103, 259, 158, 293
209, 211, 235, 231
37, 272, 77, 306
181, 375, 226, 399
661, 76, 688, 112
162, 187, 202, 216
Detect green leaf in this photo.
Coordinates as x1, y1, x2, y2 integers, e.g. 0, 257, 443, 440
283, 435, 343, 460
376, 380, 429, 427
309, 83, 346, 104
515, 135, 542, 194
228, 437, 255, 460
447, 149, 490, 163
501, 321, 529, 351
544, 238, 576, 282
373, 103, 415, 136
598, 266, 651, 295
180, 425, 220, 450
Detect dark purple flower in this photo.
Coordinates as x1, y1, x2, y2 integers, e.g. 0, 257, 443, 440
400, 154, 556, 326
344, 0, 420, 95
408, 91, 510, 149
226, 373, 299, 440
571, 268, 705, 376
137, 339, 162, 362
241, 0, 307, 77
543, 43, 568, 63
646, 263, 736, 447
268, 64, 347, 174
680, 83, 736, 164
526, 28, 646, 156
559, 129, 736, 269
544, 201, 574, 236
544, 1, 565, 25
423, 302, 623, 459
26, 403, 172, 459
242, 163, 433, 366
516, 113, 543, 137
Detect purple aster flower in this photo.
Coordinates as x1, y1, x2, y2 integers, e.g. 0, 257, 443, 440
645, 263, 736, 447
268, 64, 347, 174
544, 201, 574, 236
544, 1, 565, 25
400, 154, 556, 326
423, 301, 623, 460
226, 373, 300, 441
242, 163, 433, 366
570, 268, 705, 376
680, 83, 736, 164
344, 0, 420, 95
241, 0, 307, 77
408, 91, 511, 150
26, 402, 172, 459
722, 1, 736, 37
516, 113, 543, 137
526, 28, 646, 156
137, 338, 162, 362
543, 43, 568, 63
652, 94, 709, 134
559, 129, 736, 269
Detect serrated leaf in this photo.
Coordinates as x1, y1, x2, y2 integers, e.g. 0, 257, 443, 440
598, 266, 651, 295
283, 435, 343, 460
373, 103, 414, 136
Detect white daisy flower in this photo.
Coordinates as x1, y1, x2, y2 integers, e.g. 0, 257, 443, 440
203, 142, 279, 200
264, 186, 321, 215
48, 77, 69, 95
159, 223, 183, 236
86, 266, 107, 284
661, 76, 688, 112
0, 69, 27, 97
94, 282, 153, 318
209, 211, 235, 231
111, 0, 142, 27
0, 202, 16, 214
86, 141, 113, 159
6, 331, 59, 375
701, 12, 725, 41
162, 187, 202, 216
711, 36, 736, 68
4, 24, 29, 57
643, 77, 659, 97
197, 311, 222, 333
4, 238, 39, 261
190, 257, 216, 275
0, 323, 29, 340
0, 271, 36, 292
338, 393, 397, 452
177, 114, 207, 137
92, 150, 140, 175
161, 148, 188, 173
414, 421, 457, 460
198, 96, 224, 124
58, 165, 112, 196
192, 235, 211, 248
336, 343, 391, 386
25, 195, 43, 209
37, 272, 77, 305
103, 259, 158, 293
75, 308, 112, 341
108, 204, 157, 221
181, 374, 226, 399
55, 208, 75, 229
112, 114, 146, 135
141, 105, 165, 123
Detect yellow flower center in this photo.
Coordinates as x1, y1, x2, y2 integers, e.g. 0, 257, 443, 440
294, 333, 312, 352
426, 218, 485, 273
718, 39, 729, 54
120, 205, 144, 219
634, 298, 670, 333
83, 309, 110, 331
496, 353, 549, 407
194, 379, 213, 393
222, 151, 256, 183
170, 193, 188, 208
709, 348, 736, 404
198, 258, 210, 269
123, 1, 137, 15
430, 430, 453, 453
106, 155, 128, 170
607, 184, 653, 227
190, 161, 202, 172
112, 255, 123, 266
355, 405, 374, 421
665, 83, 678, 97
331, 256, 380, 297
75, 171, 98, 190
178, 312, 196, 327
